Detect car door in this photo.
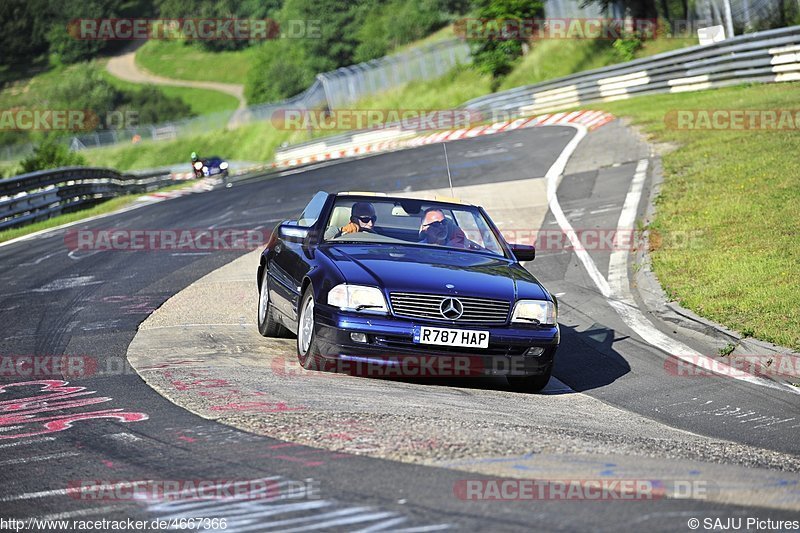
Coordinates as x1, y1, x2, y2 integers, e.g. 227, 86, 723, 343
269, 192, 328, 328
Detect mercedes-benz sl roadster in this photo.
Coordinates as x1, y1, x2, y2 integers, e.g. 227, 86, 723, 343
257, 191, 559, 391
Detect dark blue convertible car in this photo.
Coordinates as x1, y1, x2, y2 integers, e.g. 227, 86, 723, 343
257, 191, 559, 391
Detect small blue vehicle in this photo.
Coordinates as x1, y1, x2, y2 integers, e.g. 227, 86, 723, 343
193, 156, 229, 182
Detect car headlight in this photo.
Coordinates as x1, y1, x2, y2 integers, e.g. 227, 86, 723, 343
511, 300, 557, 325
193, 161, 203, 170
328, 284, 388, 314
219, 162, 228, 170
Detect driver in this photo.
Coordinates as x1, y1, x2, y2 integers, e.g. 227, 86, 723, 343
419, 208, 466, 248
339, 202, 377, 235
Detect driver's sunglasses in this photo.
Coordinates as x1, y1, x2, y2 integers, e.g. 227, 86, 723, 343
357, 216, 376, 224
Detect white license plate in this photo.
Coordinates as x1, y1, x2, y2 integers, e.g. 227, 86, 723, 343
414, 326, 489, 348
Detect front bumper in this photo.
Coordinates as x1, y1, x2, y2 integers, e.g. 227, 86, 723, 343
312, 304, 559, 378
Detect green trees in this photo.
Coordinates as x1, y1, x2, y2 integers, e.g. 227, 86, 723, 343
354, 0, 446, 62
245, 40, 315, 104
466, 0, 544, 83
245, 0, 454, 104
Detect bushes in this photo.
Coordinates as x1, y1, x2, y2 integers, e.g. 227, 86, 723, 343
354, 0, 446, 63
245, 40, 315, 104
19, 138, 87, 173
124, 86, 195, 125
3, 65, 195, 163
44, 66, 194, 127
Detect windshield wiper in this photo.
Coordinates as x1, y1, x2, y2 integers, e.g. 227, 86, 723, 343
355, 304, 384, 311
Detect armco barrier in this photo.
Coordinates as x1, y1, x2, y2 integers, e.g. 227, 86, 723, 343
0, 167, 172, 230
274, 25, 800, 166
462, 25, 800, 116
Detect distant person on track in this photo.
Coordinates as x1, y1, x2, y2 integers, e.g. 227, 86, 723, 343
191, 152, 204, 179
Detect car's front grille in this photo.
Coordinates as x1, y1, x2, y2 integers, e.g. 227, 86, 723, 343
389, 292, 510, 324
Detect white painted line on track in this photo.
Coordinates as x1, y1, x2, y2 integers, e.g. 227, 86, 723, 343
544, 124, 612, 298
390, 526, 452, 533
104, 432, 142, 443
0, 451, 80, 466
36, 506, 127, 521
266, 509, 397, 532
2, 476, 279, 503
606, 160, 798, 395
0, 436, 55, 449
545, 126, 800, 396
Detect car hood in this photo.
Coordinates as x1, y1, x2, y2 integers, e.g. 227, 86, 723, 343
320, 244, 549, 301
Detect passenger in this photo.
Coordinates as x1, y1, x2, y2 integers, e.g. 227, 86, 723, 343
339, 202, 377, 235
418, 208, 466, 248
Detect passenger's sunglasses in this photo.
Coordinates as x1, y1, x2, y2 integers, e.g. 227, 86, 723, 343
356, 216, 376, 224
422, 220, 446, 229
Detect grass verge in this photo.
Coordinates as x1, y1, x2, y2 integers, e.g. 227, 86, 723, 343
587, 82, 800, 350
499, 36, 697, 90
135, 41, 257, 85
99, 66, 239, 115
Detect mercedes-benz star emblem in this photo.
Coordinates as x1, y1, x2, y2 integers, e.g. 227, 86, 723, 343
440, 297, 464, 320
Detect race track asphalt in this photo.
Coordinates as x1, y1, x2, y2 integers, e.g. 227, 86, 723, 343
1, 124, 798, 532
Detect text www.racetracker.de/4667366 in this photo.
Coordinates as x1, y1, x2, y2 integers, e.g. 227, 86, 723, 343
1, 517, 228, 531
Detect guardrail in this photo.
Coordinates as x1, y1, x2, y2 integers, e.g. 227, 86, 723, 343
0, 167, 173, 230
462, 25, 800, 116
275, 25, 800, 164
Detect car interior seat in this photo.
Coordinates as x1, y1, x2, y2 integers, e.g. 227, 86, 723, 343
323, 206, 353, 239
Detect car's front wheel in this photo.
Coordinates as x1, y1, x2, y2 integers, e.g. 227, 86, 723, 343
507, 365, 553, 393
257, 267, 288, 337
297, 288, 321, 369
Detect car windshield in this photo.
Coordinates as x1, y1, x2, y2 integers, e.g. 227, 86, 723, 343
322, 197, 506, 257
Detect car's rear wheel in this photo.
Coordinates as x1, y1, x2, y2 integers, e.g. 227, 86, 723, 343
257, 267, 288, 337
297, 288, 320, 369
507, 365, 553, 393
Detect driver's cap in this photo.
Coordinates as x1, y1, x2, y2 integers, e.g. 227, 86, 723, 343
351, 202, 377, 221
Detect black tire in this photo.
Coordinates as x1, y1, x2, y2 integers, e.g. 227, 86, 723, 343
257, 267, 288, 337
507, 365, 553, 393
296, 288, 321, 370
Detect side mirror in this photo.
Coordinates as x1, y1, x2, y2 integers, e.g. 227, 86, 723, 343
279, 224, 310, 243
510, 244, 535, 262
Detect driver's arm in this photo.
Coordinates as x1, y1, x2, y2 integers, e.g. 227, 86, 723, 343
340, 222, 359, 234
